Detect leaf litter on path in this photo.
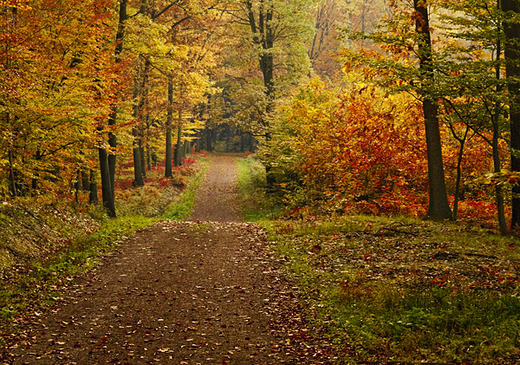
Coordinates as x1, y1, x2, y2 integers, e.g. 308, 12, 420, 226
2, 154, 334, 364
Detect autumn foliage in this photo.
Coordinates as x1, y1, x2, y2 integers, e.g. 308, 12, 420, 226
269, 76, 504, 228
1, 0, 123, 197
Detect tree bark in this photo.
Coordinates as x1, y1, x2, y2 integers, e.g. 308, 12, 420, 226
246, 0, 276, 188
502, 0, 520, 229
99, 144, 116, 217
89, 170, 98, 204
414, 0, 452, 220
107, 0, 127, 199
132, 129, 144, 186
165, 78, 174, 177
174, 126, 183, 167
132, 68, 144, 187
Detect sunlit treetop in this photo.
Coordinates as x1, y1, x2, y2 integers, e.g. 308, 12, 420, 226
0, 0, 31, 9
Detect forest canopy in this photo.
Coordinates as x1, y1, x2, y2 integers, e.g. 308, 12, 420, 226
2, 0, 520, 233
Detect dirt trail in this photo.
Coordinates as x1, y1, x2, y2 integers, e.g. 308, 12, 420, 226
190, 154, 241, 222
3, 154, 332, 364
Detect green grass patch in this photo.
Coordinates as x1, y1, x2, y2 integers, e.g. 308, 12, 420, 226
236, 155, 281, 221
267, 216, 520, 364
162, 156, 210, 220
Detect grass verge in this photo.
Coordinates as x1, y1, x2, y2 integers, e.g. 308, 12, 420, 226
268, 216, 520, 364
236, 155, 281, 221
0, 215, 154, 345
162, 156, 210, 220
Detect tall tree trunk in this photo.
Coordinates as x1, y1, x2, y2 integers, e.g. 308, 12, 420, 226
174, 126, 183, 167
8, 148, 17, 198
99, 143, 116, 217
89, 170, 98, 204
132, 129, 144, 186
107, 0, 127, 200
195, 130, 202, 153
140, 60, 151, 179
140, 136, 146, 178
247, 0, 275, 188
165, 78, 174, 177
449, 124, 469, 221
502, 0, 520, 229
132, 69, 144, 187
414, 0, 452, 220
206, 127, 213, 152
494, 12, 508, 234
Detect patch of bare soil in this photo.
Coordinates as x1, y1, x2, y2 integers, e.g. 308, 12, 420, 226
2, 155, 333, 364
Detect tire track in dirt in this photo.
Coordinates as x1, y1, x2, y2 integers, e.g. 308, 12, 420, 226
3, 154, 334, 364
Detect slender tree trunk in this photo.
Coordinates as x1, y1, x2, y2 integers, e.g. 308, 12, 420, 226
146, 143, 152, 172
99, 144, 116, 217
89, 170, 98, 204
185, 140, 191, 157
414, 0, 452, 220
502, 0, 520, 229
174, 126, 183, 167
132, 71, 144, 187
8, 148, 17, 198
107, 0, 127, 200
206, 128, 213, 152
140, 60, 151, 179
450, 124, 469, 221
140, 136, 146, 178
132, 129, 144, 186
494, 14, 508, 234
165, 78, 174, 177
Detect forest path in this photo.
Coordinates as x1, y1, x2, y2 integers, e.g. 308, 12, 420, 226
5, 154, 333, 364
190, 154, 242, 222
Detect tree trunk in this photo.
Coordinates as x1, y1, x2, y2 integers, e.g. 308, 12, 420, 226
174, 126, 183, 167
206, 127, 213, 152
99, 144, 116, 217
107, 0, 127, 199
140, 141, 146, 178
132, 78, 144, 186
451, 124, 469, 221
132, 129, 144, 186
247, 0, 275, 188
502, 0, 520, 229
89, 170, 98, 204
414, 0, 452, 220
81, 170, 90, 191
165, 78, 174, 177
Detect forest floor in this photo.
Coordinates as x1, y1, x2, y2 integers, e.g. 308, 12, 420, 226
1, 155, 334, 364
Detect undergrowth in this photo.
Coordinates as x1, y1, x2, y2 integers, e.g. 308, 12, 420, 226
235, 155, 520, 364
268, 217, 520, 364
162, 156, 210, 220
236, 155, 281, 221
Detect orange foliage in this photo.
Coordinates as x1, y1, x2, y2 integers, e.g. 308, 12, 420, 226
278, 77, 504, 224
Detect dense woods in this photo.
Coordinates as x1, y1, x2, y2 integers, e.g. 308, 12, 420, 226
3, 0, 520, 232
4, 2, 520, 364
